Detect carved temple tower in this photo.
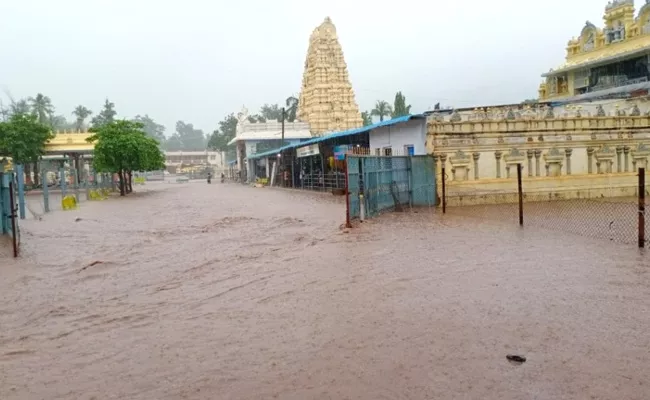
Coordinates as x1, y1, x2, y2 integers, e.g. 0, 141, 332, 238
298, 17, 363, 136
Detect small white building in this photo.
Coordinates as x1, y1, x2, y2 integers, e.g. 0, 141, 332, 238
228, 106, 312, 182
164, 150, 227, 173
368, 115, 427, 156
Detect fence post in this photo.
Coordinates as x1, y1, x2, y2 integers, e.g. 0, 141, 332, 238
407, 156, 413, 207
639, 167, 645, 248
41, 170, 49, 213
344, 156, 351, 228
517, 163, 523, 226
15, 164, 26, 220
441, 166, 446, 213
9, 181, 18, 257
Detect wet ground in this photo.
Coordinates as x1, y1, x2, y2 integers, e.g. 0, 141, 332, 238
1, 181, 649, 399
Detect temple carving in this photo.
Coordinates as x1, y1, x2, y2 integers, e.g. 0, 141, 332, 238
297, 17, 363, 136
540, 0, 650, 102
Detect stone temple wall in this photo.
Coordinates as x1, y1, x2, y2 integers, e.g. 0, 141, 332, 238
428, 106, 650, 205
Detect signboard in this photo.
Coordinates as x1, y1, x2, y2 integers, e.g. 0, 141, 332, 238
296, 144, 320, 158
334, 145, 349, 160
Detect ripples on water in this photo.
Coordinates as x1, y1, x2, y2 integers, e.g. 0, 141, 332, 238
1, 182, 649, 399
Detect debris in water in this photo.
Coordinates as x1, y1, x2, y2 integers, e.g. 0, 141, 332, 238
78, 260, 104, 273
506, 354, 526, 364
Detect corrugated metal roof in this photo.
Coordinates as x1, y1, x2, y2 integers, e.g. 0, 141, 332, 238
227, 129, 312, 146
247, 114, 425, 160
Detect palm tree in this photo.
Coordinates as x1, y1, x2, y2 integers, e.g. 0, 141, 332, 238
285, 95, 299, 122
371, 100, 393, 122
26, 94, 54, 187
72, 105, 93, 132
29, 93, 54, 125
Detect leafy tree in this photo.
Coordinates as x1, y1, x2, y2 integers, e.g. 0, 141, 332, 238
207, 113, 238, 152
49, 115, 73, 131
91, 99, 117, 128
87, 120, 165, 196
361, 111, 372, 126
260, 104, 283, 121
72, 105, 93, 131
0, 114, 53, 175
392, 91, 412, 118
29, 93, 54, 125
10, 99, 30, 116
285, 96, 298, 122
207, 131, 230, 152
165, 134, 182, 151
219, 113, 238, 138
371, 100, 393, 122
133, 114, 166, 143
247, 114, 266, 123
175, 121, 205, 150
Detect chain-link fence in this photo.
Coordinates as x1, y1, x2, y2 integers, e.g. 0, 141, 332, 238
440, 165, 648, 247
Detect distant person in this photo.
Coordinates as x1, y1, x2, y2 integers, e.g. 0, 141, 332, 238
207, 172, 212, 184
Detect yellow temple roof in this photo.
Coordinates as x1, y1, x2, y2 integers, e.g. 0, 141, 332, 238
544, 37, 650, 76
543, 0, 650, 77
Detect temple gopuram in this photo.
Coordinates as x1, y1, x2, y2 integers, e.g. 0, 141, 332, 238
540, 0, 650, 102
298, 17, 363, 136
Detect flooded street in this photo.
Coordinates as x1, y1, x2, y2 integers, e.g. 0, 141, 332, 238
1, 182, 650, 399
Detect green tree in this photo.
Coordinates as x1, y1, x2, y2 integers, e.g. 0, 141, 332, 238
285, 96, 298, 122
87, 120, 165, 196
10, 99, 30, 116
392, 91, 412, 118
0, 113, 53, 173
260, 104, 283, 121
247, 114, 266, 123
91, 99, 117, 128
361, 111, 373, 126
207, 113, 238, 152
175, 121, 205, 150
29, 93, 54, 125
207, 131, 229, 152
72, 105, 93, 131
165, 134, 182, 151
371, 100, 393, 122
133, 114, 166, 143
49, 115, 73, 131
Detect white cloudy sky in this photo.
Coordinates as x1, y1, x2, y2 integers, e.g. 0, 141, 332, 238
0, 0, 635, 134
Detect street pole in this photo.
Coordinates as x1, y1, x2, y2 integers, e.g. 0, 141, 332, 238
281, 107, 285, 148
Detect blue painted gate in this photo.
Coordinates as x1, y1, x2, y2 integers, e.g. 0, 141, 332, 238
1, 171, 20, 257
347, 155, 436, 219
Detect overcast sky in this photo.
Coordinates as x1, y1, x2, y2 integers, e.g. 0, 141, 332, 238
0, 0, 633, 135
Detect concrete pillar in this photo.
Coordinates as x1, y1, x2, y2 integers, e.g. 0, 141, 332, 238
494, 151, 502, 179
565, 149, 572, 175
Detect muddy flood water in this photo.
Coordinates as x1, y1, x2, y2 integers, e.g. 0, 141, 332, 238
1, 181, 650, 399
